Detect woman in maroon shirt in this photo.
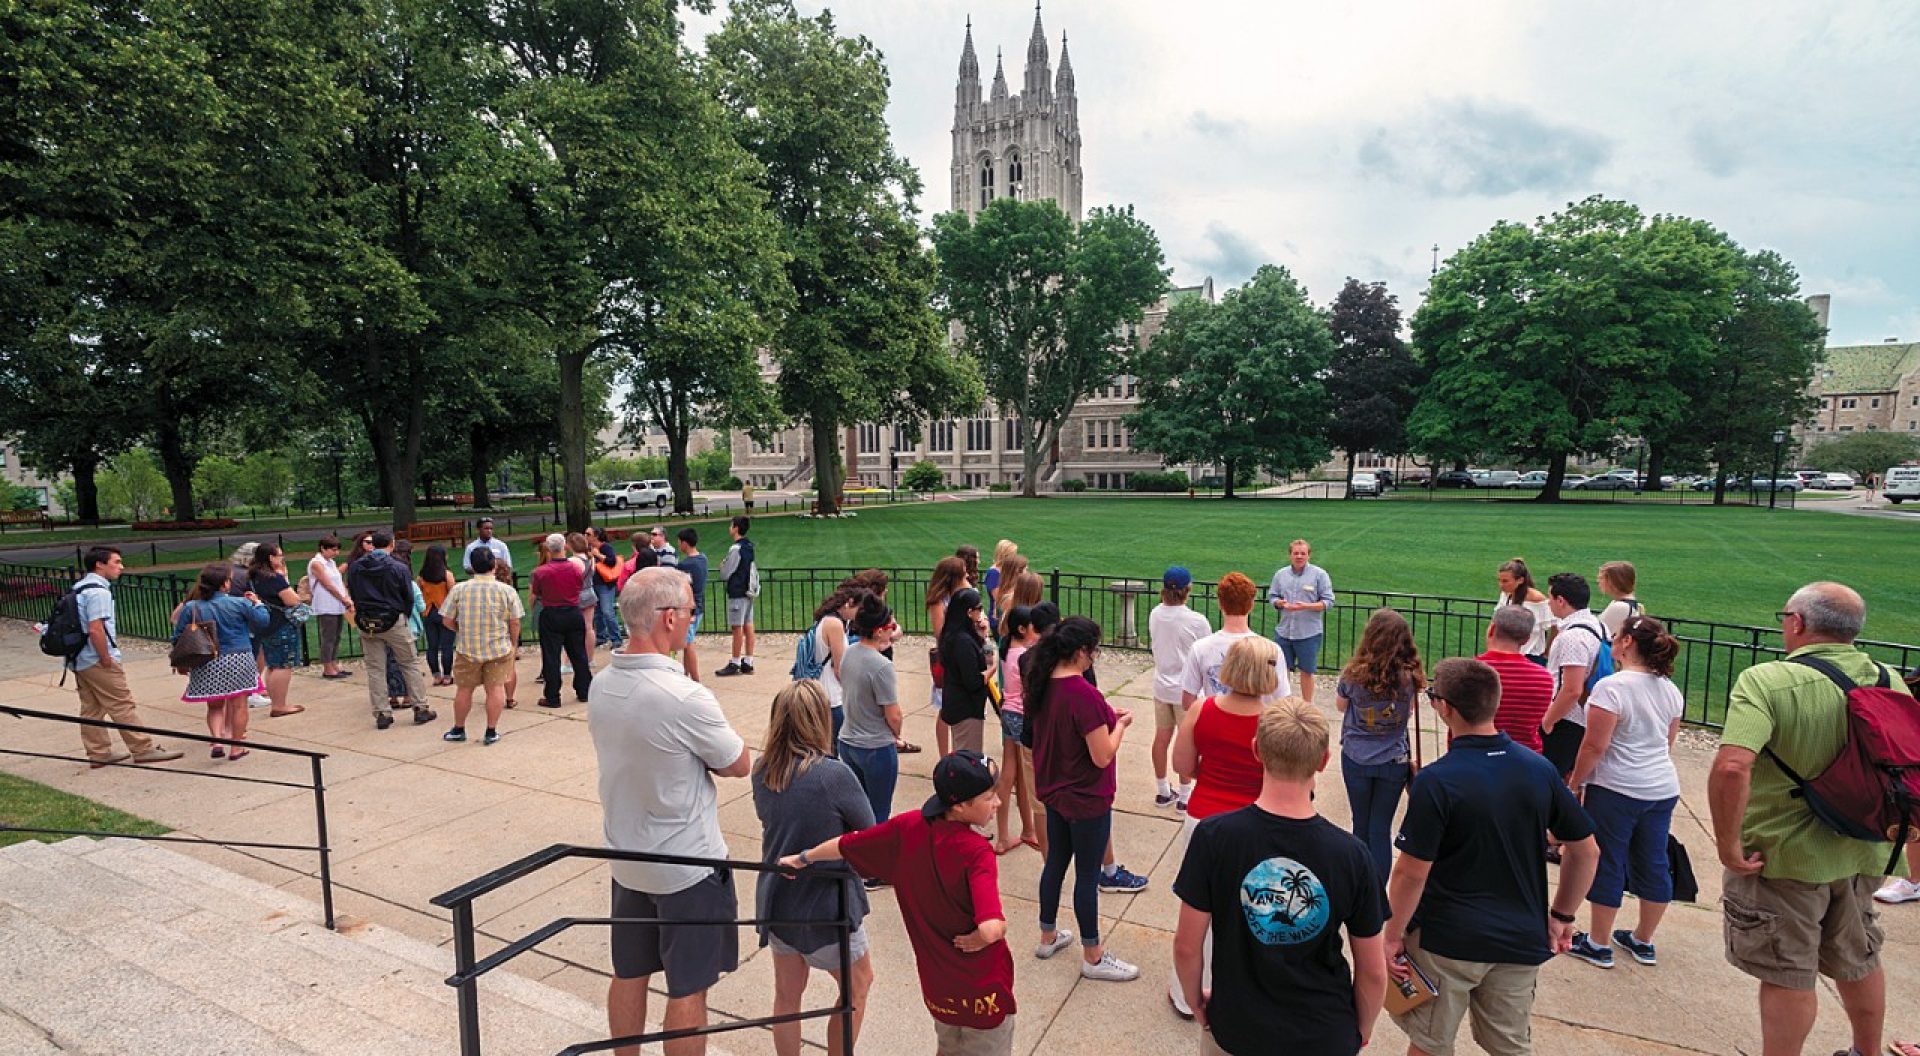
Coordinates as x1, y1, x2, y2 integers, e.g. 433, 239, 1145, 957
1164, 635, 1281, 1017
530, 533, 591, 707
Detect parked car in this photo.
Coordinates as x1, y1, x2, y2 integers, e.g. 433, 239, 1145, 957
1506, 471, 1550, 489
1479, 470, 1521, 488
1819, 472, 1857, 490
1690, 475, 1744, 491
1560, 474, 1591, 490
1373, 468, 1395, 488
1434, 470, 1477, 489
593, 479, 672, 509
1793, 470, 1824, 486
1881, 465, 1920, 503
1572, 471, 1638, 491
1748, 477, 1802, 492
1399, 468, 1431, 486
1349, 472, 1382, 497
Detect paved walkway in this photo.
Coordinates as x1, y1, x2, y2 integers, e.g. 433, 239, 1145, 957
2, 621, 1915, 1055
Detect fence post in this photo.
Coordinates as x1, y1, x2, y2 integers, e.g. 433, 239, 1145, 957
1048, 567, 1060, 605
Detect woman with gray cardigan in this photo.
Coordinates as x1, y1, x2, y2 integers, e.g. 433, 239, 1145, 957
753, 679, 875, 1056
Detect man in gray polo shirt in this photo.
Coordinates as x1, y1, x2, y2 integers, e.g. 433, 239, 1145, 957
590, 567, 750, 1055
1267, 538, 1335, 705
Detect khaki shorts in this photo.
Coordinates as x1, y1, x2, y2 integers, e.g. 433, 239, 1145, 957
1154, 695, 1185, 730
1391, 931, 1539, 1056
1721, 870, 1884, 990
452, 654, 514, 689
933, 1015, 1014, 1056
949, 717, 985, 756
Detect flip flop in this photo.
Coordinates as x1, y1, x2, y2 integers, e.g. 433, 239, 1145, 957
897, 741, 923, 754
267, 705, 305, 717
505, 698, 518, 709
228, 746, 250, 761
1888, 1041, 1920, 1056
1020, 835, 1042, 852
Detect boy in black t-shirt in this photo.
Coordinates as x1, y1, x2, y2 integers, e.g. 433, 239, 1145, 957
1173, 698, 1388, 1056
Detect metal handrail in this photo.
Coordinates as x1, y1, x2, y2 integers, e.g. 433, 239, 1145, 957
430, 842, 858, 1056
0, 703, 336, 929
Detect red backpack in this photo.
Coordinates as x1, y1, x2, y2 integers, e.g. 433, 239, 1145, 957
1763, 655, 1920, 875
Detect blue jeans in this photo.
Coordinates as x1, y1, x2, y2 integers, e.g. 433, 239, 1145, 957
423, 616, 455, 677
1584, 784, 1677, 907
593, 581, 623, 645
1343, 756, 1410, 884
1038, 808, 1112, 947
838, 741, 898, 826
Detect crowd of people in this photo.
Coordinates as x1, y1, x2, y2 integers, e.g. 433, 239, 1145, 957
51, 525, 1919, 1056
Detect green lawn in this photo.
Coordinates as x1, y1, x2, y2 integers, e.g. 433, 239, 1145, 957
0, 771, 169, 849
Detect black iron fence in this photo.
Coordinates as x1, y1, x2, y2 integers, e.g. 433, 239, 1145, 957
432, 844, 858, 1056
8, 561, 1916, 730
1172, 480, 1803, 507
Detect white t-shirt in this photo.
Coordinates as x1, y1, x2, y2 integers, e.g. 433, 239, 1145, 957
1547, 610, 1605, 726
308, 554, 348, 616
1586, 671, 1683, 801
1598, 597, 1641, 638
588, 652, 746, 894
1149, 604, 1213, 703
1497, 593, 1557, 656
1179, 629, 1291, 704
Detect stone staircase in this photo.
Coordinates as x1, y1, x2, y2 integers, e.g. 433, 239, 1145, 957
0, 837, 612, 1055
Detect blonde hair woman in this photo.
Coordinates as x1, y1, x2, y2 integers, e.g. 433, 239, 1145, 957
752, 680, 875, 1056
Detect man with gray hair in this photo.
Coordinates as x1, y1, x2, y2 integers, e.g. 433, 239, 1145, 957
591, 567, 750, 1055
1476, 605, 1554, 754
1709, 581, 1909, 1056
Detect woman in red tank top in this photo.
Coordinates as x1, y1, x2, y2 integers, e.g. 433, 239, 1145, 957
1164, 635, 1284, 1017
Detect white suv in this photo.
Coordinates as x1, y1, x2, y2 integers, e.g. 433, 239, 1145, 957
1884, 466, 1920, 504
594, 480, 671, 509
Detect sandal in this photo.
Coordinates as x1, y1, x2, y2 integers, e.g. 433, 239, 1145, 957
267, 705, 305, 717
210, 746, 226, 759
897, 740, 923, 754
504, 698, 518, 709
1888, 1042, 1920, 1056
228, 745, 250, 761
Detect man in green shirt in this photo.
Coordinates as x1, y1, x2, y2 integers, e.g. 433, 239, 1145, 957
1708, 581, 1908, 1056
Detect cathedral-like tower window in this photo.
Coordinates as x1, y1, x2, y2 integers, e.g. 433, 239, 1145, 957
1007, 152, 1023, 200
978, 155, 995, 208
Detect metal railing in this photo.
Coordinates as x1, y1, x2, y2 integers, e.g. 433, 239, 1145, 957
431, 844, 857, 1056
1167, 480, 1803, 506
0, 703, 336, 929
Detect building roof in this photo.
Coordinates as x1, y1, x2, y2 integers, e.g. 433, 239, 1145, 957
1815, 341, 1920, 394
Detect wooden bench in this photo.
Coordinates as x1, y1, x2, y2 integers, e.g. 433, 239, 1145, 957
397, 519, 465, 548
0, 510, 49, 531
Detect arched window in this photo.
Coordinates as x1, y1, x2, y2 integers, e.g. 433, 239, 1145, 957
1007, 152, 1023, 200
978, 155, 995, 208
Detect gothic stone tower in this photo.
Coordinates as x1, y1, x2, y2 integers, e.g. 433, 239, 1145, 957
951, 3, 1082, 221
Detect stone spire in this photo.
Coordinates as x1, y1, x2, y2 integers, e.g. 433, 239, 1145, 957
1055, 29, 1074, 95
956, 16, 980, 109
990, 47, 1008, 103
1023, 1, 1051, 100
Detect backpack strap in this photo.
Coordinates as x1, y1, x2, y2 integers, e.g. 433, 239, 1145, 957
1786, 653, 1893, 692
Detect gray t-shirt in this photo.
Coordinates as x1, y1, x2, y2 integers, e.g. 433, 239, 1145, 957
752, 757, 873, 954
838, 644, 899, 750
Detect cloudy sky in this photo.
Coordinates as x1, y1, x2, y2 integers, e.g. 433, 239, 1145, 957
687, 1, 1920, 347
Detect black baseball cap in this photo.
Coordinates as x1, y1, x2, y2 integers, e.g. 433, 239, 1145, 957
922, 750, 996, 819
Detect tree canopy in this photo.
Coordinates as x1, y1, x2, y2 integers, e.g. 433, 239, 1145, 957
1325, 279, 1421, 496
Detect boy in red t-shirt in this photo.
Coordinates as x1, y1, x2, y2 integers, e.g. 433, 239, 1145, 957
780, 750, 1016, 1055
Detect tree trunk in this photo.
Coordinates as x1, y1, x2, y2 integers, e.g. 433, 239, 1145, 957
1452, 458, 1468, 472
1223, 456, 1238, 500
72, 454, 101, 523
844, 424, 860, 504
1644, 444, 1667, 491
150, 417, 198, 521
666, 433, 694, 514
1343, 450, 1357, 500
1537, 451, 1568, 503
1020, 425, 1047, 498
557, 348, 590, 533
1711, 466, 1728, 506
367, 414, 418, 529
810, 411, 842, 516
468, 427, 492, 509
528, 453, 543, 501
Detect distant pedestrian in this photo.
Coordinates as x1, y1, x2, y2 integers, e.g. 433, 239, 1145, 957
1335, 608, 1425, 884
716, 516, 759, 676
1476, 606, 1554, 753
676, 527, 707, 681
68, 547, 183, 768
937, 588, 994, 756
530, 533, 592, 708
246, 543, 307, 717
752, 679, 875, 1056
307, 536, 353, 679
742, 481, 755, 512
1494, 558, 1553, 663
172, 563, 270, 759
439, 547, 524, 746
1595, 561, 1642, 637
1267, 539, 1335, 705
592, 566, 750, 1055
418, 544, 457, 686
348, 530, 431, 730
1148, 566, 1211, 809
463, 516, 511, 571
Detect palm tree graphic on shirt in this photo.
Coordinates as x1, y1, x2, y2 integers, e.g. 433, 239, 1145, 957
1241, 856, 1331, 945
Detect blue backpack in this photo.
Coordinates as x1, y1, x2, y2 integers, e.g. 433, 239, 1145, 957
790, 621, 828, 681
1562, 621, 1615, 695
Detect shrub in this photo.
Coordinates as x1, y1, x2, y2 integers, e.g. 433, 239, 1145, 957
902, 460, 945, 493
1129, 470, 1190, 493
987, 482, 1012, 492
1060, 479, 1088, 492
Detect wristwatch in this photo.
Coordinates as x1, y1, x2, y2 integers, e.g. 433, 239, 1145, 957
1549, 908, 1576, 924
797, 850, 812, 867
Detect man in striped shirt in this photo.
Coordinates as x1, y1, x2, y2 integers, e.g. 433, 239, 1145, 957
439, 548, 525, 746
1476, 605, 1554, 754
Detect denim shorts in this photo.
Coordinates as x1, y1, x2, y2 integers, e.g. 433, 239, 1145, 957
686, 612, 702, 644
260, 622, 302, 670
999, 709, 1025, 744
1274, 632, 1323, 675
768, 925, 869, 971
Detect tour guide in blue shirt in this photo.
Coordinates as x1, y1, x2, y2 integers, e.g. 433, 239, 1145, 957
1382, 657, 1598, 1056
1267, 539, 1335, 705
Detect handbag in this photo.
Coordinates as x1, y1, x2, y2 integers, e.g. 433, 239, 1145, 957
169, 602, 219, 670
281, 601, 313, 626
929, 646, 946, 685
355, 609, 400, 635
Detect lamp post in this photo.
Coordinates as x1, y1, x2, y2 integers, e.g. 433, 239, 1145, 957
1769, 429, 1787, 510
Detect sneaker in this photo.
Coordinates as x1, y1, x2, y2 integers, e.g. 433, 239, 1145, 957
1611, 929, 1657, 966
715, 661, 742, 677
1099, 865, 1149, 893
1079, 951, 1140, 982
1566, 932, 1613, 969
739, 659, 755, 675
1153, 790, 1179, 809
1176, 797, 1190, 814
1167, 987, 1194, 1020
412, 706, 437, 724
1034, 929, 1074, 960
247, 693, 271, 709
376, 713, 395, 730
1874, 877, 1920, 905
88, 752, 132, 769
442, 728, 467, 743
862, 876, 889, 891
482, 729, 501, 746
128, 747, 183, 765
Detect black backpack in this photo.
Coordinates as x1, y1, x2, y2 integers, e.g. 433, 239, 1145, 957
40, 582, 107, 678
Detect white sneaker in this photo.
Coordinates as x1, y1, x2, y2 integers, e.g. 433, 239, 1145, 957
1034, 929, 1074, 959
1874, 877, 1920, 904
1079, 951, 1140, 982
247, 693, 271, 709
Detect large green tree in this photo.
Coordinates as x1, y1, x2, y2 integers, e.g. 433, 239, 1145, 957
1409, 198, 1743, 501
933, 198, 1168, 496
1325, 278, 1421, 497
1127, 266, 1333, 498
708, 0, 979, 515
1806, 432, 1919, 483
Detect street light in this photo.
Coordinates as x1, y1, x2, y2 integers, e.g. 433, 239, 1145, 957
1769, 429, 1787, 510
